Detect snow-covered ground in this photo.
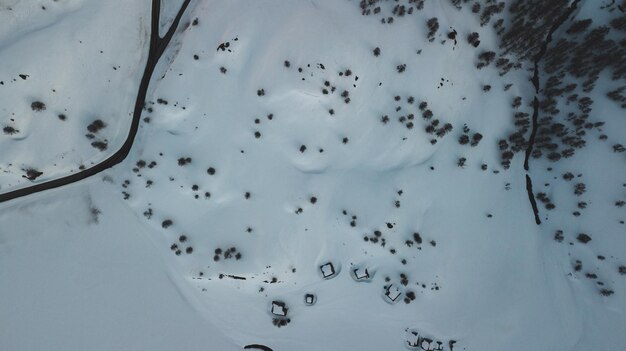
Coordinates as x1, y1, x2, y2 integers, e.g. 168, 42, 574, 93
1, 1, 624, 350
0, 0, 148, 189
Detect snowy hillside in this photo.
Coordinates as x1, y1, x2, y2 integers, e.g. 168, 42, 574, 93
0, 0, 148, 189
1, 1, 625, 350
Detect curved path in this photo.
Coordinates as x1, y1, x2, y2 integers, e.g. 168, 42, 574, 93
243, 344, 274, 351
1, 3, 277, 350
524, 0, 581, 225
0, 0, 191, 203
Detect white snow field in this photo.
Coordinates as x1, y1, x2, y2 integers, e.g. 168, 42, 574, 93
1, 1, 625, 350
0, 0, 148, 190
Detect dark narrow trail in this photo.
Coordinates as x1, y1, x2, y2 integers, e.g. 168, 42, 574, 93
524, 0, 581, 225
244, 344, 274, 351
0, 0, 191, 204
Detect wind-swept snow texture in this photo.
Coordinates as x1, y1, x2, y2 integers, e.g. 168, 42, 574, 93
1, 1, 625, 351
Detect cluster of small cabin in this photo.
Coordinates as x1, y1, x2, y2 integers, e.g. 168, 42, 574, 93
268, 261, 414, 327
406, 330, 445, 350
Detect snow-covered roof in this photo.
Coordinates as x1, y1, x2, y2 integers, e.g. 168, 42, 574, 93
320, 262, 336, 278
353, 267, 370, 280
271, 301, 287, 317
304, 293, 316, 305
384, 284, 402, 302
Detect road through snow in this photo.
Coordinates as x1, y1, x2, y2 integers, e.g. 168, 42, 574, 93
0, 0, 191, 203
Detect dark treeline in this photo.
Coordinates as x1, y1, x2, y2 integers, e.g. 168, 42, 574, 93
451, 0, 626, 167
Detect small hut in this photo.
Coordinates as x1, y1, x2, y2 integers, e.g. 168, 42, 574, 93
270, 301, 288, 317
384, 284, 402, 303
319, 262, 336, 278
352, 267, 370, 281
406, 329, 420, 348
405, 329, 445, 351
304, 293, 316, 306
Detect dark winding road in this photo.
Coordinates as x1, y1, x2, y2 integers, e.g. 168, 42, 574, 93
0, 1, 582, 349
524, 0, 581, 225
243, 344, 274, 351
0, 0, 191, 203
1, 3, 276, 350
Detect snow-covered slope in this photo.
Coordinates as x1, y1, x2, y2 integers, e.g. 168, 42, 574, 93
1, 1, 624, 350
0, 0, 149, 190
0, 183, 236, 350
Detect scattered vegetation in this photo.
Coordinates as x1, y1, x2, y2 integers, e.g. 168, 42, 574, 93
576, 233, 591, 244
467, 32, 480, 47
87, 119, 106, 133
213, 246, 243, 261
31, 101, 46, 111
426, 17, 439, 41
91, 141, 108, 151
2, 126, 18, 135
23, 168, 43, 181
358, 0, 422, 23
178, 157, 192, 166
272, 318, 291, 327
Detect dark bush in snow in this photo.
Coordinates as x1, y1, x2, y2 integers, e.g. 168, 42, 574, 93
566, 19, 593, 35
576, 233, 591, 244
471, 133, 483, 146
479, 2, 505, 26
554, 230, 564, 242
24, 168, 43, 180
162, 219, 173, 228
600, 289, 614, 296
91, 141, 108, 151
426, 17, 439, 41
178, 157, 192, 166
574, 183, 586, 196
3, 126, 18, 135
476, 51, 496, 69
87, 119, 106, 133
31, 101, 46, 111
467, 32, 480, 47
